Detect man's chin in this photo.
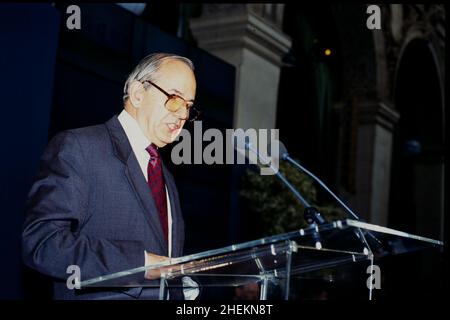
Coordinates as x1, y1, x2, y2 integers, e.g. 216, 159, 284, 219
157, 128, 182, 146
158, 135, 175, 147
169, 130, 183, 142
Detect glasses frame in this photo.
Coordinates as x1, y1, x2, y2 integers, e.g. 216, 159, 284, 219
142, 80, 201, 122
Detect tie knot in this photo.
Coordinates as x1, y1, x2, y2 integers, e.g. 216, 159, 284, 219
146, 143, 160, 160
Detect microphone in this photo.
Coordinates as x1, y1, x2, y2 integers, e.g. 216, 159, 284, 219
275, 142, 360, 221
234, 136, 326, 226
273, 142, 383, 247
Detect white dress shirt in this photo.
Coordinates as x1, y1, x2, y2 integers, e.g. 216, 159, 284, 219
118, 109, 173, 257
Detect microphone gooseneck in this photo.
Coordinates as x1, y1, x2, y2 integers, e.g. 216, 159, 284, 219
244, 141, 327, 226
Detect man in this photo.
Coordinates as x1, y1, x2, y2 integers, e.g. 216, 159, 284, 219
22, 53, 199, 299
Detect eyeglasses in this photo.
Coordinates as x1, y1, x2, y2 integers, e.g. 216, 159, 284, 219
142, 80, 201, 122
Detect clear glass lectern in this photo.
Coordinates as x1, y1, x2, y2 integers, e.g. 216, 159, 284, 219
79, 219, 443, 300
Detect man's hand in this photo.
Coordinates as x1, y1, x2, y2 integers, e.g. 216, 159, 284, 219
144, 251, 171, 280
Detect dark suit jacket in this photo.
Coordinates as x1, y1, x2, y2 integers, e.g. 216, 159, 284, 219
22, 115, 185, 299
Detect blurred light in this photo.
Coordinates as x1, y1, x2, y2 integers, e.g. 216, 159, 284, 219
404, 139, 422, 157
116, 3, 147, 16
324, 48, 332, 56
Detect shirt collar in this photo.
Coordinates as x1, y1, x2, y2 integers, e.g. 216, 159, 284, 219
118, 109, 151, 154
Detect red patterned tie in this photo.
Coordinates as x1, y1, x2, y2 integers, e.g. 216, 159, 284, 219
145, 143, 168, 244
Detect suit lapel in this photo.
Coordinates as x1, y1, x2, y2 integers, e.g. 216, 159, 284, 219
125, 155, 168, 254
105, 116, 168, 254
162, 163, 181, 257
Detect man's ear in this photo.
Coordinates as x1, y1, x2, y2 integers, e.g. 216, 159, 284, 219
128, 80, 146, 109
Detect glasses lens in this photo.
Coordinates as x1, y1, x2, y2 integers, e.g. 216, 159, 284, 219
165, 96, 200, 121
165, 96, 184, 112
166, 96, 190, 120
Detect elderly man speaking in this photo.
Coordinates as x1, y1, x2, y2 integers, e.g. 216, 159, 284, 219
22, 53, 199, 299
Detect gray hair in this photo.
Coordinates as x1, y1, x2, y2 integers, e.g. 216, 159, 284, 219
123, 53, 195, 102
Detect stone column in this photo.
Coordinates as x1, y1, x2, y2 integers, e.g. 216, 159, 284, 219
350, 101, 400, 225
190, 4, 292, 130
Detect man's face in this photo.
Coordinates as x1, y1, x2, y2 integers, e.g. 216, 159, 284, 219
136, 59, 196, 147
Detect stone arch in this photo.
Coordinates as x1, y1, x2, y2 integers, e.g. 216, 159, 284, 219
389, 34, 445, 239
394, 26, 445, 121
